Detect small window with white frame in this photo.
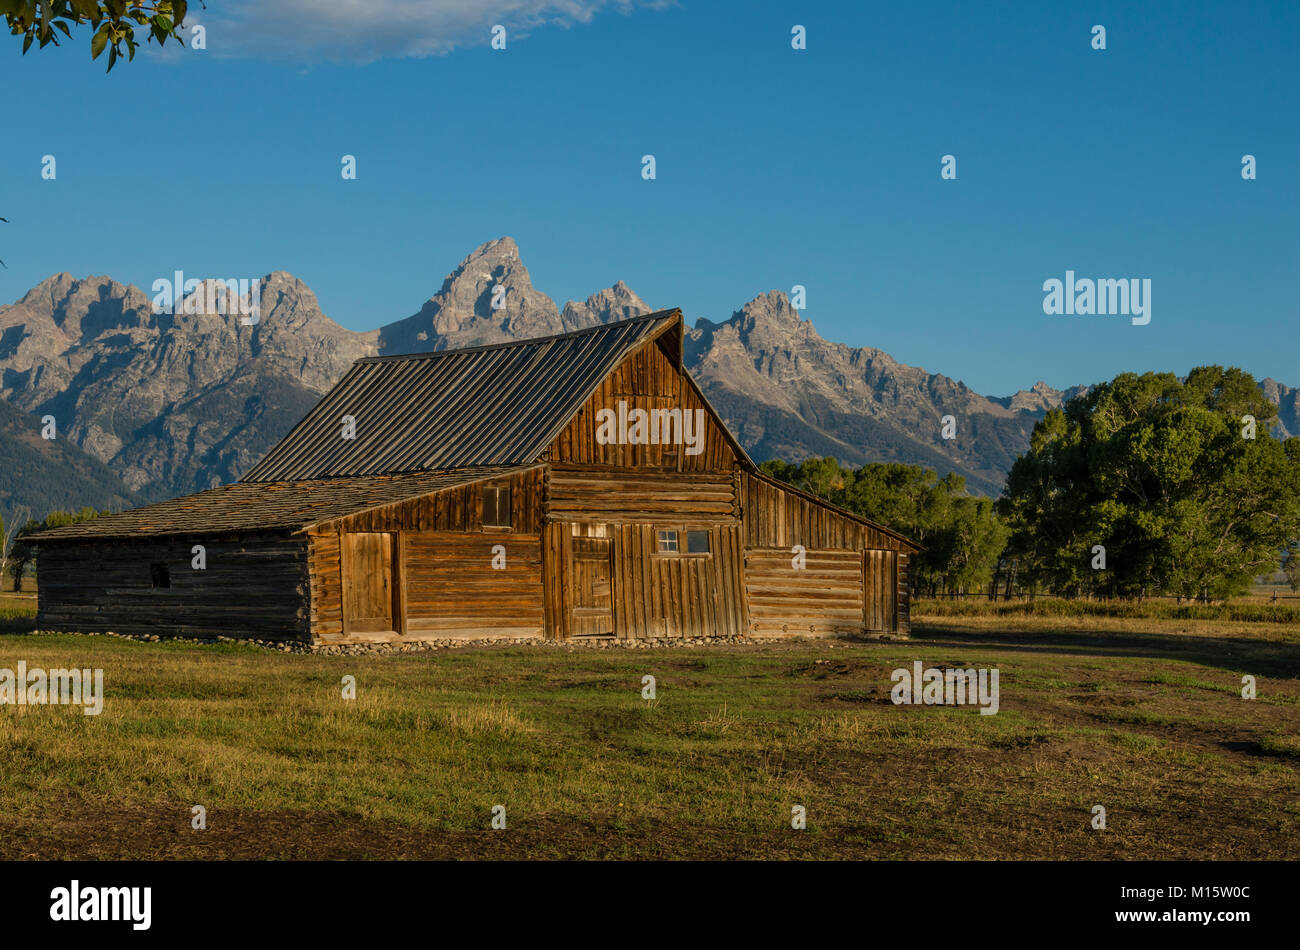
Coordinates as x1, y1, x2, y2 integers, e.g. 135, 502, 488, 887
656, 529, 679, 553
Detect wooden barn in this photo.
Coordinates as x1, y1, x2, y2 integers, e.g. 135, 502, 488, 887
30, 310, 919, 646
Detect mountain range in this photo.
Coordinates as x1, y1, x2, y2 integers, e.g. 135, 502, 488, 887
0, 236, 1295, 525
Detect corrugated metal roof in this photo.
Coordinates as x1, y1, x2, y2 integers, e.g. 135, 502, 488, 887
241, 309, 683, 482
28, 467, 532, 542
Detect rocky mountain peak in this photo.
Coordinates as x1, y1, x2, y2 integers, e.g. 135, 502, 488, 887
378, 236, 565, 352
2, 273, 152, 342
737, 288, 804, 329
560, 279, 651, 331
1, 239, 1293, 511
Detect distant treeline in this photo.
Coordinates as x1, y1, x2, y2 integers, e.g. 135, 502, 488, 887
762, 366, 1300, 602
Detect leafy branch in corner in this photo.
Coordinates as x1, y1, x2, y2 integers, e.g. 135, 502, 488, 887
2, 1, 199, 72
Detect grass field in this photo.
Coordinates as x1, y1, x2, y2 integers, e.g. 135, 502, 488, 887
0, 594, 1297, 860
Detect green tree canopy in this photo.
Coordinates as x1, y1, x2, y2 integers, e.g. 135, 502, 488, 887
998, 366, 1300, 600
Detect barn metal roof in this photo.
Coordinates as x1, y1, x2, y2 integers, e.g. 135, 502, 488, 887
241, 309, 684, 482
28, 467, 533, 542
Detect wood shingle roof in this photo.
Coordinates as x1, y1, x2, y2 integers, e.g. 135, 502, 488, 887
29, 467, 532, 542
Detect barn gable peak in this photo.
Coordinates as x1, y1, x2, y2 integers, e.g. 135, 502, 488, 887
241, 309, 694, 482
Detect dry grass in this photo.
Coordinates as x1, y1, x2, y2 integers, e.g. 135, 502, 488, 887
0, 611, 1296, 860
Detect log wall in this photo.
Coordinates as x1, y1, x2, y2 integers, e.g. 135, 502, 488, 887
404, 530, 544, 638
35, 534, 311, 641
738, 471, 914, 637
744, 547, 865, 637
546, 466, 737, 523
307, 527, 544, 642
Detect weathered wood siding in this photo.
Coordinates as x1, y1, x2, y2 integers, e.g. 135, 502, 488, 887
327, 467, 543, 534
36, 535, 311, 640
895, 552, 911, 635
403, 530, 544, 638
307, 468, 546, 642
739, 471, 912, 552
309, 528, 546, 642
548, 340, 736, 471
611, 522, 745, 638
546, 467, 737, 522
541, 520, 572, 639
744, 547, 865, 636
863, 549, 896, 632
542, 520, 746, 639
739, 471, 915, 637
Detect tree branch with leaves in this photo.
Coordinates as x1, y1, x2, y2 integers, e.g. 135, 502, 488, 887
3, 0, 194, 71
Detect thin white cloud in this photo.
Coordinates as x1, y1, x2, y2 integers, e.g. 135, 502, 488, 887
197, 0, 669, 63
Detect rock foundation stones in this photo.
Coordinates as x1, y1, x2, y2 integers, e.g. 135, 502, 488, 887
21, 629, 830, 655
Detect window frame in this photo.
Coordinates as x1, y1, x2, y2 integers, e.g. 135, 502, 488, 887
654, 526, 713, 558
481, 482, 513, 531
656, 529, 679, 554
685, 529, 711, 555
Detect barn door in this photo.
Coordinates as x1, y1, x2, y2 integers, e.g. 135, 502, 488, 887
343, 532, 396, 634
570, 537, 614, 636
863, 550, 897, 632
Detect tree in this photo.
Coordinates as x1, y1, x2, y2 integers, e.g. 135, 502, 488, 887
1285, 546, 1300, 593
0, 506, 28, 591
761, 457, 1008, 597
998, 367, 1300, 601
2, 1, 192, 72
8, 518, 40, 592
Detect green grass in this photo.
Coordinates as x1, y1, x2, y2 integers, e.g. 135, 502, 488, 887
0, 595, 36, 635
914, 595, 1300, 624
1, 618, 1297, 860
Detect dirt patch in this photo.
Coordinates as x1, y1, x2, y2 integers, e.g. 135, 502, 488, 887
0, 799, 869, 861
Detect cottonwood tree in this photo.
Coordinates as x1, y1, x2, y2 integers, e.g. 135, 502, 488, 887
3, 1, 192, 71
999, 367, 1300, 601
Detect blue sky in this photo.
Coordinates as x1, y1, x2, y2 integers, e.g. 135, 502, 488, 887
2, 0, 1296, 395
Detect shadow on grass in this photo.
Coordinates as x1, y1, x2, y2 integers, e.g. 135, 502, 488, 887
911, 621, 1300, 680
1221, 739, 1300, 761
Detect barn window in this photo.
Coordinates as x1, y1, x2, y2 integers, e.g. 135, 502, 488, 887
656, 530, 679, 553
483, 483, 512, 529
150, 563, 171, 589
686, 530, 711, 554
